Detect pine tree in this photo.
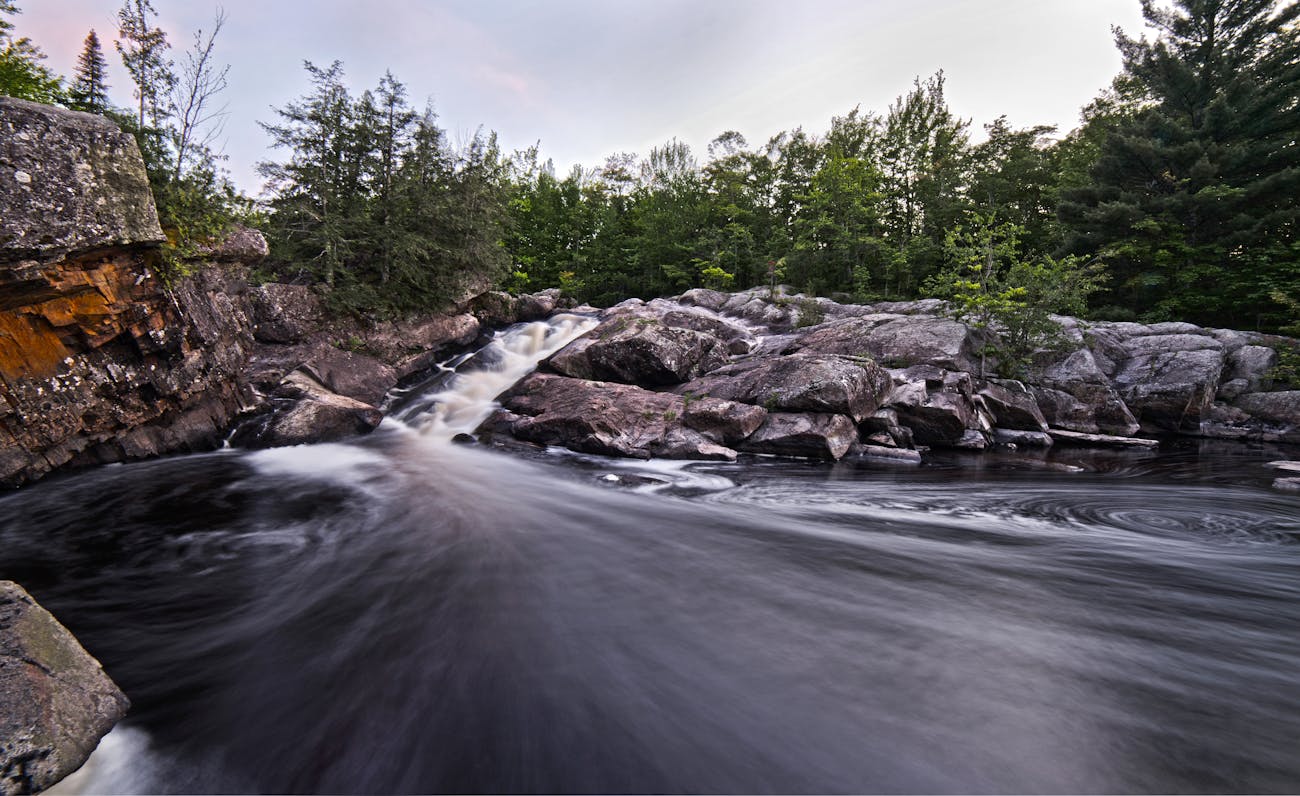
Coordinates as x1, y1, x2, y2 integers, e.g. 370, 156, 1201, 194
1059, 0, 1300, 329
68, 29, 110, 113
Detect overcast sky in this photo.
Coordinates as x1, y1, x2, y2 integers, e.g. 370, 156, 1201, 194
19, 0, 1148, 194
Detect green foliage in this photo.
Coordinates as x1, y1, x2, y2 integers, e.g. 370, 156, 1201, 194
0, 2, 65, 104
1268, 342, 1300, 391
259, 63, 510, 317
926, 214, 1106, 377
1059, 0, 1300, 331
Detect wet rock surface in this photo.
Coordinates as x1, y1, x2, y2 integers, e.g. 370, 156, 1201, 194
476, 287, 1300, 463
0, 580, 128, 796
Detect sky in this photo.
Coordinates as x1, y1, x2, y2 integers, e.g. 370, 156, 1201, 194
17, 0, 1149, 195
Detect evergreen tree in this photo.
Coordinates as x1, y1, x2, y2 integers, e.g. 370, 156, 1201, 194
68, 29, 110, 113
1059, 0, 1300, 329
260, 61, 359, 289
0, 1, 64, 104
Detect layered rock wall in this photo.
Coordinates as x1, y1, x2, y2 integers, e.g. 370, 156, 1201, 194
0, 98, 258, 485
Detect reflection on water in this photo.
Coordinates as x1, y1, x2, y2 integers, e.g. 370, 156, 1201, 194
5, 429, 1299, 794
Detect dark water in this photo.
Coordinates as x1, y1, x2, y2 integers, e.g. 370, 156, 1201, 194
3, 429, 1299, 794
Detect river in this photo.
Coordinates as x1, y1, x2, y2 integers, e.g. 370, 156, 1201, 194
2, 319, 1298, 794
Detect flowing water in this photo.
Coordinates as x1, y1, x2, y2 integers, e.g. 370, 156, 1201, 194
2, 318, 1299, 794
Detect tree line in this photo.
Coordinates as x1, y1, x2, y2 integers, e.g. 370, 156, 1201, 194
2, 0, 1297, 330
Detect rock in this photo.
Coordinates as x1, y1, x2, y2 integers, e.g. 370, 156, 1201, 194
846, 443, 923, 464
658, 307, 756, 354
295, 346, 397, 406
887, 381, 977, 447
788, 315, 982, 373
678, 353, 892, 421
1234, 391, 1300, 426
992, 429, 1054, 448
1111, 335, 1225, 432
677, 288, 731, 312
977, 380, 1048, 431
468, 291, 519, 327
249, 283, 325, 344
361, 313, 482, 378
682, 399, 768, 447
1265, 461, 1300, 473
193, 226, 269, 263
1273, 478, 1300, 493
1226, 344, 1277, 386
548, 315, 728, 386
489, 373, 738, 460
234, 372, 383, 448
1, 581, 129, 796
858, 408, 915, 449
1047, 429, 1161, 449
1, 97, 163, 261
738, 412, 858, 461
1028, 347, 1141, 435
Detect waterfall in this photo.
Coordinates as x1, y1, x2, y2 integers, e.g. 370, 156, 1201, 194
387, 312, 597, 441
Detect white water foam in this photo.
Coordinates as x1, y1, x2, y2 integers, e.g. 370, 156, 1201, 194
404, 313, 597, 442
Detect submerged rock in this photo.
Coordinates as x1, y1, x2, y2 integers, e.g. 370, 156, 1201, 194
1, 580, 129, 796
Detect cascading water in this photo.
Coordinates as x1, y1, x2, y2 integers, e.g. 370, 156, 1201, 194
3, 312, 1299, 794
386, 312, 596, 440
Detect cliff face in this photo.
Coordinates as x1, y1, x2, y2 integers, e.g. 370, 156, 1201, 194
0, 97, 257, 486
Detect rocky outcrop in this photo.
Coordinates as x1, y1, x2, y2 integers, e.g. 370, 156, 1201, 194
1, 580, 128, 796
483, 372, 744, 460
474, 287, 1300, 463
0, 98, 162, 260
0, 99, 262, 486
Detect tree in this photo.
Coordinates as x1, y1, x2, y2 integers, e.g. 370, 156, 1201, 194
116, 0, 173, 131
68, 30, 110, 112
878, 72, 972, 295
0, 1, 64, 104
169, 10, 228, 180
1059, 0, 1300, 329
926, 213, 1107, 377
260, 61, 358, 288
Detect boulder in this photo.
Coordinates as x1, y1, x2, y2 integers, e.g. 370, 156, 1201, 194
249, 283, 325, 344
1, 97, 163, 261
858, 408, 915, 449
738, 412, 858, 461
547, 316, 728, 386
1227, 345, 1278, 390
846, 443, 923, 464
682, 399, 768, 447
1111, 335, 1225, 432
194, 226, 269, 263
887, 380, 978, 447
233, 372, 383, 449
489, 373, 737, 460
992, 429, 1054, 448
1, 580, 129, 796
787, 315, 981, 373
977, 380, 1048, 432
295, 346, 398, 406
1234, 391, 1300, 427
678, 353, 892, 421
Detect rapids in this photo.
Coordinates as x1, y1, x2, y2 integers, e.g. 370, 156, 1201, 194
1, 317, 1297, 794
